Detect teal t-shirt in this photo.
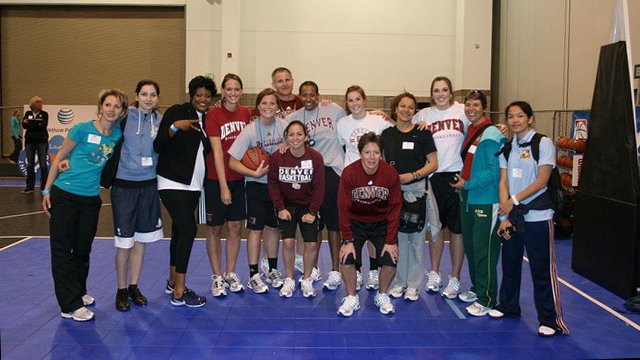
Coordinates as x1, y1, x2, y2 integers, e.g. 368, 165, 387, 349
54, 120, 122, 196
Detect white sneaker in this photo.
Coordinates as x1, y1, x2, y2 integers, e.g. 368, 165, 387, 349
404, 287, 420, 301
82, 294, 95, 306
266, 268, 284, 288
366, 269, 380, 290
294, 254, 304, 274
61, 306, 94, 321
488, 308, 504, 318
247, 273, 269, 294
323, 271, 343, 290
337, 295, 360, 317
442, 276, 460, 299
356, 271, 363, 291
224, 272, 245, 293
389, 286, 406, 299
458, 290, 478, 303
279, 277, 296, 298
210, 275, 227, 297
538, 325, 557, 337
466, 302, 490, 317
311, 266, 322, 282
260, 257, 270, 276
425, 271, 442, 292
301, 277, 316, 298
374, 292, 395, 315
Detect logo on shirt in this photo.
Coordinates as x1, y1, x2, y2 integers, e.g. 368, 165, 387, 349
220, 121, 247, 140
349, 127, 369, 148
278, 166, 313, 183
352, 185, 389, 205
430, 118, 465, 136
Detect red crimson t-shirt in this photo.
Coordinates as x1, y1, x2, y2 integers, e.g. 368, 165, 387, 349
204, 105, 252, 181
461, 118, 493, 180
338, 160, 402, 245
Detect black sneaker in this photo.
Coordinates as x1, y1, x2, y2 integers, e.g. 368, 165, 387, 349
170, 288, 206, 308
164, 280, 175, 295
22, 188, 34, 194
128, 285, 147, 306
115, 288, 130, 312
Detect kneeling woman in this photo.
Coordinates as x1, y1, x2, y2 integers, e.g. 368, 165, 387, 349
268, 121, 325, 298
337, 132, 402, 316
42, 89, 127, 321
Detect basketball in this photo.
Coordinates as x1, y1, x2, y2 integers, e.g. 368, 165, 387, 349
241, 146, 270, 171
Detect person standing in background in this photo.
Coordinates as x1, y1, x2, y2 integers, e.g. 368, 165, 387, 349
9, 108, 23, 163
22, 96, 49, 194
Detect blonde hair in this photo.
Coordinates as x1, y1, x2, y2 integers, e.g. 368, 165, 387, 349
28, 96, 43, 110
97, 89, 129, 119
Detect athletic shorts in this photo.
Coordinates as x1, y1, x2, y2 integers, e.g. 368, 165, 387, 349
245, 181, 278, 230
342, 220, 396, 268
319, 166, 340, 232
279, 203, 318, 243
430, 172, 462, 234
204, 179, 246, 226
112, 183, 163, 249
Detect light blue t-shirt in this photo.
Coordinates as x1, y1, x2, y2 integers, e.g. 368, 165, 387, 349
54, 120, 122, 196
499, 129, 555, 222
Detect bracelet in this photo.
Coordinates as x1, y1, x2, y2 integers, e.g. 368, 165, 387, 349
499, 215, 506, 221
41, 189, 50, 196
511, 194, 520, 206
170, 124, 179, 133
341, 239, 354, 245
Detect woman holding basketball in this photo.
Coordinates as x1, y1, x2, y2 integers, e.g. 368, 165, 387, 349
203, 73, 252, 297
268, 120, 325, 298
229, 88, 287, 293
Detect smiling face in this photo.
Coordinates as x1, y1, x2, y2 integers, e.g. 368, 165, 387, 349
346, 91, 366, 117
286, 122, 307, 150
506, 105, 532, 138
431, 80, 453, 110
258, 94, 278, 121
299, 85, 319, 111
360, 141, 382, 174
190, 87, 213, 113
222, 79, 242, 106
100, 95, 125, 123
136, 84, 159, 112
272, 70, 294, 100
464, 98, 484, 125
395, 96, 416, 124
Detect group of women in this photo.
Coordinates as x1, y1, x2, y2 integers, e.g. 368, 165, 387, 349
38, 71, 568, 337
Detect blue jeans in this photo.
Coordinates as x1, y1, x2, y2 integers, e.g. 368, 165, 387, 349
25, 142, 48, 190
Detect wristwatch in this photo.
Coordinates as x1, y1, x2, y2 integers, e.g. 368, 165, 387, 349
341, 239, 354, 245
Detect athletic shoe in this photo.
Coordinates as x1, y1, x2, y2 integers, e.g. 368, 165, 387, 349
260, 257, 270, 276
294, 254, 304, 274
266, 268, 284, 288
404, 287, 420, 301
374, 292, 395, 315
311, 266, 322, 282
164, 280, 175, 295
488, 308, 504, 318
22, 188, 34, 194
115, 288, 130, 311
538, 325, 557, 337
356, 271, 363, 291
224, 272, 244, 293
82, 294, 95, 306
442, 276, 460, 299
466, 302, 490, 317
248, 273, 269, 294
128, 285, 147, 306
171, 288, 206, 308
458, 290, 478, 303
425, 271, 442, 292
366, 269, 380, 290
301, 277, 316, 298
323, 271, 343, 290
279, 277, 296, 298
389, 286, 406, 299
337, 295, 360, 317
210, 275, 227, 297
61, 306, 95, 321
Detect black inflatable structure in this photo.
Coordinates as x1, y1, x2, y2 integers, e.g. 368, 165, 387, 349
572, 41, 640, 299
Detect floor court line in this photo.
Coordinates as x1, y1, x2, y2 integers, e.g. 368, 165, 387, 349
523, 255, 640, 332
0, 236, 32, 251
0, 203, 112, 221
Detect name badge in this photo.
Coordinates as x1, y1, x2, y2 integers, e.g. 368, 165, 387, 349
87, 134, 102, 145
141, 157, 153, 167
512, 168, 523, 178
402, 141, 414, 150
292, 183, 300, 189
301, 160, 312, 168
468, 145, 477, 154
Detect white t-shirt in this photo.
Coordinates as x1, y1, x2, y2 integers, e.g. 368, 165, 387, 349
412, 102, 470, 173
337, 112, 391, 166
